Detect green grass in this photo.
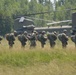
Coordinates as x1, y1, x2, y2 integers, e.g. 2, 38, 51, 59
0, 38, 76, 75
0, 49, 76, 67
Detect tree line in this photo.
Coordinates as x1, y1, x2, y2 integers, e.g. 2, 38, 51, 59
0, 0, 76, 35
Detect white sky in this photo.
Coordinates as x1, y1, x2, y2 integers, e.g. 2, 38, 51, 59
29, 0, 58, 3
51, 0, 58, 3
51, 0, 54, 3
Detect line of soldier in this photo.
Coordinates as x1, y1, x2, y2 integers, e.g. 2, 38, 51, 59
0, 29, 76, 48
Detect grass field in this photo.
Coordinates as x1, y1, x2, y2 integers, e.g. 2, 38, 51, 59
0, 38, 76, 75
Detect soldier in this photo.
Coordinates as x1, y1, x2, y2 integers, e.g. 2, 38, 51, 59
58, 33, 68, 48
63, 29, 67, 34
6, 33, 15, 48
14, 31, 18, 37
18, 34, 27, 48
47, 32, 57, 48
71, 33, 76, 47
37, 31, 47, 48
0, 36, 3, 44
24, 31, 27, 36
28, 32, 37, 48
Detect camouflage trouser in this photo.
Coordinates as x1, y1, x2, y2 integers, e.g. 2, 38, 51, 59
8, 41, 14, 48
41, 41, 45, 48
21, 41, 26, 47
30, 40, 36, 47
62, 41, 68, 48
49, 41, 55, 48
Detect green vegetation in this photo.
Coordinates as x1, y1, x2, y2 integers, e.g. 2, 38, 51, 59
0, 49, 76, 67
0, 39, 76, 75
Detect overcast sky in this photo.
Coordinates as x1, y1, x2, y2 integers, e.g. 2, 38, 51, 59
28, 0, 58, 3
51, 0, 58, 3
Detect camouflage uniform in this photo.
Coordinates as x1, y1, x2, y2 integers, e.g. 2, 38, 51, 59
29, 33, 36, 47
58, 33, 68, 48
24, 31, 27, 36
14, 31, 18, 37
0, 36, 3, 44
6, 33, 15, 48
37, 31, 47, 48
71, 33, 76, 47
47, 32, 57, 48
18, 34, 27, 48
